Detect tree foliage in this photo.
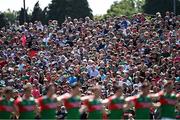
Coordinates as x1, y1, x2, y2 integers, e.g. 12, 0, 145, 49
47, 0, 93, 23
0, 12, 7, 28
3, 9, 17, 24
17, 8, 29, 25
41, 7, 48, 24
31, 1, 43, 22
106, 0, 144, 17
143, 0, 180, 15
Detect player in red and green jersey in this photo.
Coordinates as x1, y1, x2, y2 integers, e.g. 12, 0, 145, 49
0, 87, 15, 119
126, 82, 154, 119
156, 81, 179, 119
103, 85, 127, 119
14, 84, 38, 119
83, 85, 104, 119
37, 83, 58, 119
59, 83, 81, 119
176, 102, 180, 119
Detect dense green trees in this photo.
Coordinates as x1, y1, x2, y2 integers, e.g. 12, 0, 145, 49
31, 1, 43, 22
105, 0, 144, 17
3, 9, 17, 24
47, 0, 93, 23
0, 12, 7, 28
0, 0, 179, 28
143, 0, 180, 16
105, 0, 179, 18
17, 8, 29, 24
1, 0, 93, 26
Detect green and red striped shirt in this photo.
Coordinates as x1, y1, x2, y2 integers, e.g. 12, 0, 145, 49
159, 92, 177, 118
15, 97, 36, 119
108, 95, 125, 119
128, 94, 152, 119
63, 94, 81, 119
0, 97, 14, 119
84, 97, 103, 119
38, 95, 57, 119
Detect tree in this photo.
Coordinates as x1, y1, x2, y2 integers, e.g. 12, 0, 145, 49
41, 7, 48, 24
134, 0, 145, 12
0, 12, 7, 28
31, 1, 43, 22
94, 15, 104, 21
47, 0, 93, 23
4, 9, 17, 24
105, 0, 144, 17
17, 8, 29, 24
143, 0, 180, 16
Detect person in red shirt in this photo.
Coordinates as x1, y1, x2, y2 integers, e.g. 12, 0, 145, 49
31, 84, 41, 98
0, 57, 7, 69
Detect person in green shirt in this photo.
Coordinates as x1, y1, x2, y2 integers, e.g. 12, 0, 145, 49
59, 82, 81, 119
83, 85, 104, 119
176, 102, 180, 119
126, 82, 155, 119
37, 83, 58, 119
0, 86, 15, 119
103, 84, 127, 119
14, 84, 38, 119
158, 81, 179, 119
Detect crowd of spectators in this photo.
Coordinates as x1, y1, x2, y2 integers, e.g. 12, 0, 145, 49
0, 11, 179, 118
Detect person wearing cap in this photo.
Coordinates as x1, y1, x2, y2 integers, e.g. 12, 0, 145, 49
58, 82, 81, 119
82, 85, 104, 119
37, 83, 58, 119
103, 85, 127, 119
14, 84, 38, 119
0, 86, 15, 119
155, 81, 179, 120
126, 82, 155, 119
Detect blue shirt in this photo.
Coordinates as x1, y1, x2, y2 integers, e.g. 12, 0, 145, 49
68, 76, 77, 84
100, 74, 107, 81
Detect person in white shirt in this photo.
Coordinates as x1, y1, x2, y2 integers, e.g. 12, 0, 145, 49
88, 65, 99, 78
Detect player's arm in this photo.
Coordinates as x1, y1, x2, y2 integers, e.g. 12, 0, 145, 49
152, 90, 164, 100
148, 94, 161, 108
13, 98, 20, 118
175, 93, 180, 108
176, 93, 180, 101
102, 98, 110, 106
152, 102, 161, 108
125, 95, 136, 109
11, 99, 18, 119
123, 101, 130, 110
57, 93, 71, 106
79, 95, 92, 113
35, 99, 40, 116
79, 104, 87, 113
